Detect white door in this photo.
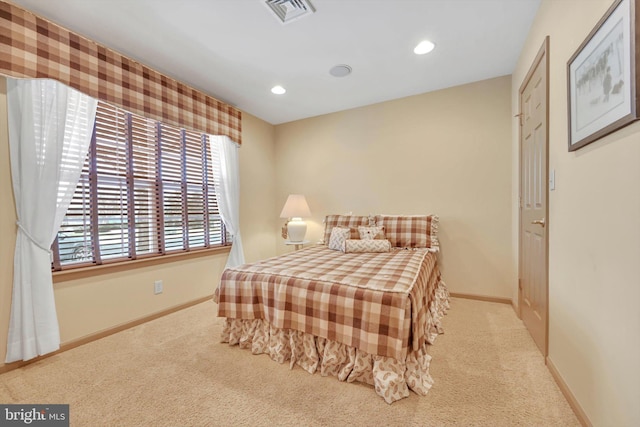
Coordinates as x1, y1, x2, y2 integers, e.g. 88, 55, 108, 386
519, 37, 549, 357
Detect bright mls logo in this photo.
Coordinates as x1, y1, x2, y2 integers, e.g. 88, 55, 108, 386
1, 405, 69, 426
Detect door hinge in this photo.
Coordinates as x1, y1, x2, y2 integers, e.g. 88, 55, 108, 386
518, 279, 523, 290
514, 112, 523, 126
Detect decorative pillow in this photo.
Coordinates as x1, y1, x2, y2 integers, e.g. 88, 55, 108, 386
323, 215, 370, 244
328, 227, 350, 251
375, 215, 439, 248
358, 225, 386, 240
343, 239, 392, 253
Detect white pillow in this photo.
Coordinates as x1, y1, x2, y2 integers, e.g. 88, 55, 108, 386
328, 226, 350, 251
344, 239, 391, 253
358, 225, 385, 240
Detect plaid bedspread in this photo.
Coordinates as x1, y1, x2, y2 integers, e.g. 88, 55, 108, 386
214, 245, 441, 360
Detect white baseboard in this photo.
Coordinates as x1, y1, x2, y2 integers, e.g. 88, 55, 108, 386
449, 292, 512, 305
546, 356, 592, 427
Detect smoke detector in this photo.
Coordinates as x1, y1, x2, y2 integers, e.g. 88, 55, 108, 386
264, 0, 315, 24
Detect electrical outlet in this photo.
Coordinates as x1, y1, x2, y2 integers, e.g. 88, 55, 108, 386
154, 280, 163, 295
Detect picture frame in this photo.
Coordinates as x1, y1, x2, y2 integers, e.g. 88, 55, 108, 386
567, 0, 640, 151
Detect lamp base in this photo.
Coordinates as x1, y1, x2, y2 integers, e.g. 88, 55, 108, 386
287, 218, 307, 243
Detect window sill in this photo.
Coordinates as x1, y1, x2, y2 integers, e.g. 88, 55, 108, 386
52, 245, 231, 283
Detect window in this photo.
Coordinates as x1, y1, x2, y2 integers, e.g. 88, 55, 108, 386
52, 101, 228, 271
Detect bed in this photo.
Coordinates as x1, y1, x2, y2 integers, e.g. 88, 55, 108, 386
213, 214, 449, 403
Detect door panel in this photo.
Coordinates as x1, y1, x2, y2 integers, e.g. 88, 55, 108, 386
519, 37, 549, 356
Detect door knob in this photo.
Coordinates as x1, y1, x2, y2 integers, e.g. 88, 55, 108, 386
531, 218, 546, 227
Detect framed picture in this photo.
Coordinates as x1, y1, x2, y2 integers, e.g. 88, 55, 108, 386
567, 0, 640, 151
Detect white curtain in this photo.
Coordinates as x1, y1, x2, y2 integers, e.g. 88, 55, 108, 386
210, 135, 245, 269
5, 78, 97, 363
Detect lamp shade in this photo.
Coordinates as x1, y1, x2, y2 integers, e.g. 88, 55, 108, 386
279, 194, 311, 218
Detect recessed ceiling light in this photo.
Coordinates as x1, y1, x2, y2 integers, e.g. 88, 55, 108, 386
414, 40, 435, 55
329, 64, 352, 77
271, 85, 286, 95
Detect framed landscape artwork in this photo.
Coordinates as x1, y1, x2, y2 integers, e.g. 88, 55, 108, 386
567, 0, 640, 151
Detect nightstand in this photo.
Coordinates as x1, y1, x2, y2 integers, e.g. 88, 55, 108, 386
285, 240, 310, 251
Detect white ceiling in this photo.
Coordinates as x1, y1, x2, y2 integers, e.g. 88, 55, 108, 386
10, 0, 540, 125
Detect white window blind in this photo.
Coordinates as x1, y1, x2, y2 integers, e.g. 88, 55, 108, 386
52, 101, 227, 270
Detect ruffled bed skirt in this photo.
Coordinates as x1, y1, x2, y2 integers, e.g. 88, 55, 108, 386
220, 280, 450, 404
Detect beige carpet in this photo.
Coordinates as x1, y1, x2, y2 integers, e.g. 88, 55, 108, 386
0, 298, 579, 426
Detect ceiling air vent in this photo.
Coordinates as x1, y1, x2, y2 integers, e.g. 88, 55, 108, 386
264, 0, 315, 24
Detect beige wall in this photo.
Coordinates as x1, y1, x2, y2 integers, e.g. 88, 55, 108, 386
512, 1, 640, 425
0, 78, 278, 369
239, 113, 278, 263
275, 76, 514, 298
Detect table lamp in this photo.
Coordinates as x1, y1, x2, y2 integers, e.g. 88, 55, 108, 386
279, 194, 311, 243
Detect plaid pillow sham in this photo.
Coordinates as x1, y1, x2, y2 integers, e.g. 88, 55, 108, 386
322, 215, 372, 244
375, 215, 439, 249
